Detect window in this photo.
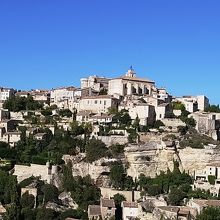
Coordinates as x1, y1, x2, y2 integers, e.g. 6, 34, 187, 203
104, 101, 106, 105
95, 100, 98, 104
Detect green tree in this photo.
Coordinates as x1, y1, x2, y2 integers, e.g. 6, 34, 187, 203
196, 206, 220, 220
59, 109, 73, 118
205, 104, 220, 113
41, 184, 59, 204
85, 139, 108, 163
168, 187, 186, 205
20, 207, 36, 220
109, 164, 125, 189
208, 175, 216, 185
153, 120, 165, 129
36, 208, 57, 220
113, 193, 126, 206
110, 144, 125, 156
20, 192, 35, 209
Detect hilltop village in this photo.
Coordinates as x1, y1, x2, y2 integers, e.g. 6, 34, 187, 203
1, 68, 220, 220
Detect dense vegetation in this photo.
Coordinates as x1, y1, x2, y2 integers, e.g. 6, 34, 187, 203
138, 161, 193, 205
196, 206, 220, 220
3, 96, 43, 112
205, 104, 220, 113
109, 163, 134, 190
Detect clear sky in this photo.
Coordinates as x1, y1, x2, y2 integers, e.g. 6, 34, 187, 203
0, 0, 220, 104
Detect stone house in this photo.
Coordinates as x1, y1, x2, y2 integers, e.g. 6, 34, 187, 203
0, 87, 16, 103
100, 198, 116, 219
2, 131, 22, 147
187, 198, 220, 215
88, 198, 116, 220
122, 201, 139, 220
190, 112, 220, 140
50, 86, 77, 107
128, 103, 155, 126
88, 205, 102, 220
155, 103, 170, 120
76, 110, 93, 123
79, 95, 119, 114
194, 162, 220, 196
80, 75, 110, 92
175, 95, 209, 112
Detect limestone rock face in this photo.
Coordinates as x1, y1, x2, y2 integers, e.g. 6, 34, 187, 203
63, 143, 220, 182
125, 145, 176, 179
178, 147, 217, 175
62, 155, 114, 181
125, 143, 219, 179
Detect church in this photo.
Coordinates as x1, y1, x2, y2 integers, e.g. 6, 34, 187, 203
108, 67, 156, 97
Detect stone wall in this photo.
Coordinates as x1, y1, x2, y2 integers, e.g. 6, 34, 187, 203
100, 187, 141, 202
13, 164, 56, 183
97, 135, 128, 146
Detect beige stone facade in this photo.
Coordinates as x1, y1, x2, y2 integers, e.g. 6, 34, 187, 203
108, 68, 155, 97
79, 95, 118, 113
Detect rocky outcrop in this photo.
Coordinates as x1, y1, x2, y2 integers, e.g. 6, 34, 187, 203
125, 142, 220, 178
58, 192, 78, 209
62, 155, 118, 181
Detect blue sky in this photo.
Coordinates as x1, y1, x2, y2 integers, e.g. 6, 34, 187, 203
0, 0, 220, 104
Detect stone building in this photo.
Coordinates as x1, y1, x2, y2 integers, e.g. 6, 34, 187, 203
194, 162, 220, 196
88, 198, 116, 220
122, 201, 139, 220
190, 112, 220, 140
128, 103, 155, 126
187, 198, 220, 215
13, 162, 59, 184
50, 86, 77, 107
175, 95, 209, 112
80, 75, 110, 92
79, 95, 119, 113
2, 131, 22, 147
108, 68, 155, 97
0, 87, 16, 103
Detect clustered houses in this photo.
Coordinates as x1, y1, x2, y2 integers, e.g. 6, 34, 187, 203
190, 111, 220, 140
16, 89, 50, 104
0, 67, 211, 147
1, 67, 220, 219
194, 162, 220, 196
174, 95, 209, 113
0, 87, 16, 108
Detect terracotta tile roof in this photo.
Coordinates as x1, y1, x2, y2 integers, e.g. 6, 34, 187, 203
88, 205, 101, 216
193, 199, 220, 207
122, 201, 138, 208
77, 110, 93, 116
101, 198, 115, 208
207, 162, 220, 167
